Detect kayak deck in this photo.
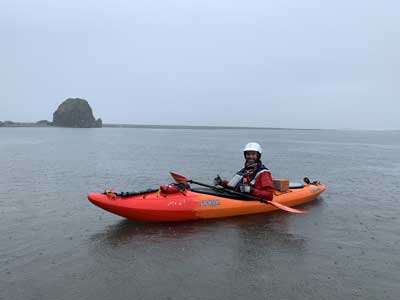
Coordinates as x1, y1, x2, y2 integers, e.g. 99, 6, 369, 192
88, 183, 326, 222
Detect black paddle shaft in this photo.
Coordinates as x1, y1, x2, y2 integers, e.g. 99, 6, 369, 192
189, 180, 270, 204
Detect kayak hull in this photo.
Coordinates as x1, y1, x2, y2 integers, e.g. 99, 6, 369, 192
88, 183, 326, 222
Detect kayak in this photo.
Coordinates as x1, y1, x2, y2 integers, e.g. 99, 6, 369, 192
87, 180, 326, 222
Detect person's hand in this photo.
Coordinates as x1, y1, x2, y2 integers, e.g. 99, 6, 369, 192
214, 175, 223, 186
240, 185, 253, 193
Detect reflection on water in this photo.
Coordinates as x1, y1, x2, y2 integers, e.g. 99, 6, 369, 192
90, 219, 204, 250
91, 213, 307, 249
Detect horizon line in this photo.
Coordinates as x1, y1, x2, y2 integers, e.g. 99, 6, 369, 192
1, 120, 399, 131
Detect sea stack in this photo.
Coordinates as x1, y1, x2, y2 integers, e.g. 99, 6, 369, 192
53, 98, 102, 128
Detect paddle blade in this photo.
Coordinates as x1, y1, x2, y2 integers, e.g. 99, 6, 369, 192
170, 172, 190, 183
268, 200, 306, 214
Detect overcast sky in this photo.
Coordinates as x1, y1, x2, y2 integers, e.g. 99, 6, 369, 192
1, 0, 399, 129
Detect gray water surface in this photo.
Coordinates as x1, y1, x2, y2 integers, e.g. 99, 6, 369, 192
1, 128, 399, 300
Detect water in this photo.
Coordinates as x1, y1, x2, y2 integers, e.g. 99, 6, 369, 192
1, 128, 399, 300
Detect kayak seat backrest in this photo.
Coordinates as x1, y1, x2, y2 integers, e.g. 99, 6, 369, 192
273, 179, 289, 192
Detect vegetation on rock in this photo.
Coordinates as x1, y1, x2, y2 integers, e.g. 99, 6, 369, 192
36, 120, 52, 126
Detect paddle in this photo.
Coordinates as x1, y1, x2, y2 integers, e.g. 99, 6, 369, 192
170, 172, 306, 214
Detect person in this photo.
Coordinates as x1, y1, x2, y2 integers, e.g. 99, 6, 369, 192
214, 142, 274, 201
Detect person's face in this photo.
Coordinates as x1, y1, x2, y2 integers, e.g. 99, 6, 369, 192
245, 151, 259, 164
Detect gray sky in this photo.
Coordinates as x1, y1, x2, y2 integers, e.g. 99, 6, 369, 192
1, 0, 399, 129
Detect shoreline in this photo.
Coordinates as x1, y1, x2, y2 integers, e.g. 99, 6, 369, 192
1, 122, 397, 131
102, 123, 313, 130
0, 122, 320, 130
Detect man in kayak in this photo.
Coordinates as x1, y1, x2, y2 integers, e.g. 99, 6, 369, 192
214, 142, 274, 200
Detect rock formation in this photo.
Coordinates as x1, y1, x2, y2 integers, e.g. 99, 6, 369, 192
52, 98, 102, 128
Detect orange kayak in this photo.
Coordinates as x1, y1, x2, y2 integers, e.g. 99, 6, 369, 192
88, 182, 326, 222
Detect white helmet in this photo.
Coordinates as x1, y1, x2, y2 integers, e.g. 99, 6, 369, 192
243, 142, 262, 154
